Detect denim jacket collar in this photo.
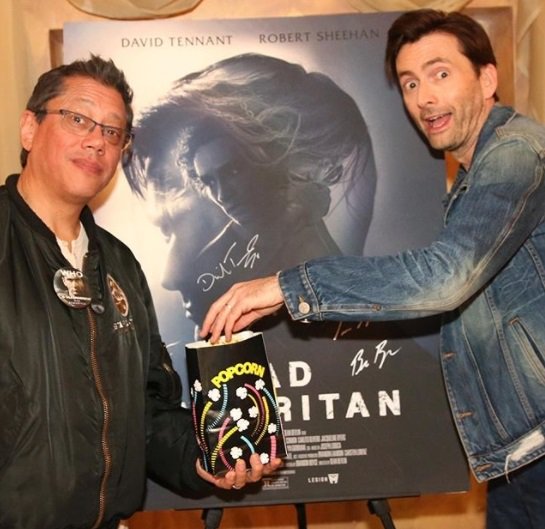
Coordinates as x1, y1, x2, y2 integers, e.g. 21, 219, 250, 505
443, 104, 517, 208
473, 104, 517, 161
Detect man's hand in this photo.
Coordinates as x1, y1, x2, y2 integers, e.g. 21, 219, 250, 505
196, 453, 283, 490
199, 275, 285, 343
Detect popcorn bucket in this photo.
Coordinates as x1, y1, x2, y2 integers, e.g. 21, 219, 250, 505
186, 331, 287, 476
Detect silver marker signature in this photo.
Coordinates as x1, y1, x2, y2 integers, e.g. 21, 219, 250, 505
332, 320, 369, 341
197, 234, 260, 292
350, 340, 401, 376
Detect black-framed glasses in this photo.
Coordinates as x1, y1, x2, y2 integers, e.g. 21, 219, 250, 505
35, 108, 133, 150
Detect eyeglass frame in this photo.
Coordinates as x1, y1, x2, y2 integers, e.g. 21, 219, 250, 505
33, 108, 134, 150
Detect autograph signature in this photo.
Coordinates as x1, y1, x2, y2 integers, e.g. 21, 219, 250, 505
333, 321, 369, 340
197, 234, 260, 292
350, 340, 401, 376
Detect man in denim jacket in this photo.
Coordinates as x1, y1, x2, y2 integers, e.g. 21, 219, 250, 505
201, 9, 545, 529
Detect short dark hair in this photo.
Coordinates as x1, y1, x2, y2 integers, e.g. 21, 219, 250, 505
21, 54, 133, 167
385, 9, 497, 86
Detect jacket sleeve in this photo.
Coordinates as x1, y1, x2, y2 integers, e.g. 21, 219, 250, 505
279, 135, 545, 322
142, 273, 213, 495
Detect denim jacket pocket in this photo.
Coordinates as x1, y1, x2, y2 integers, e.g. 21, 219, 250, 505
509, 317, 545, 388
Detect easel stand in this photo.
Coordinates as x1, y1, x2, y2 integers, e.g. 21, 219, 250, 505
202, 499, 397, 529
202, 508, 223, 529
367, 499, 397, 529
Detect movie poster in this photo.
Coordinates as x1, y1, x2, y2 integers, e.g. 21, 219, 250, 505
64, 12, 468, 508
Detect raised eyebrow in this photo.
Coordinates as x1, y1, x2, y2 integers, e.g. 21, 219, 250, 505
423, 57, 452, 69
397, 69, 414, 81
397, 56, 452, 80
398, 72, 416, 84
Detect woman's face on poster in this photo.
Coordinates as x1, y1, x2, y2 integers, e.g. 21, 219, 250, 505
146, 126, 338, 324
192, 135, 287, 229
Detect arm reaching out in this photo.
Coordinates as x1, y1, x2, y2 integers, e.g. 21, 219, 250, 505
199, 275, 285, 343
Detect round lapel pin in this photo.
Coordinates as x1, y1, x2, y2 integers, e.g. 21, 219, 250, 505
53, 268, 92, 309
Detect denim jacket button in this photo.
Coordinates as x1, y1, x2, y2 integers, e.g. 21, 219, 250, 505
298, 301, 311, 314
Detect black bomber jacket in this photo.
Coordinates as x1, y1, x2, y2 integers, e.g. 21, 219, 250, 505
0, 174, 209, 529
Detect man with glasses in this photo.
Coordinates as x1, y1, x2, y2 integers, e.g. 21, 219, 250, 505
33, 108, 134, 149
0, 55, 279, 529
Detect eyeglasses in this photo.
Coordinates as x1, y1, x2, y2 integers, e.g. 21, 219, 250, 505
35, 108, 133, 149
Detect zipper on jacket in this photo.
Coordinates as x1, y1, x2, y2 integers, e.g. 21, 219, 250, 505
87, 307, 112, 529
160, 343, 182, 401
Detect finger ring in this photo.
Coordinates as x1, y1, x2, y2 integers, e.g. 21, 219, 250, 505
225, 302, 232, 309
232, 484, 242, 489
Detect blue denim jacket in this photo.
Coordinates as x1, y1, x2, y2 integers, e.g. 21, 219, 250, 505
279, 105, 545, 482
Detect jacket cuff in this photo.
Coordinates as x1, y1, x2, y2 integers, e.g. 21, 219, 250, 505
278, 263, 321, 321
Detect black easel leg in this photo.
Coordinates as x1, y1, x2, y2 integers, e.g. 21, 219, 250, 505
202, 508, 224, 529
368, 499, 397, 529
294, 503, 307, 529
